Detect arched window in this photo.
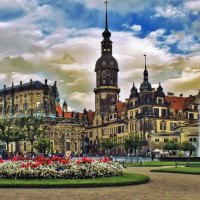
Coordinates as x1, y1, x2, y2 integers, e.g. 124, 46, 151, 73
15, 104, 19, 112
23, 102, 29, 110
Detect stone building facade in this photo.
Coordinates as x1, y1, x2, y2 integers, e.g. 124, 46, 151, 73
0, 79, 59, 118
86, 4, 200, 155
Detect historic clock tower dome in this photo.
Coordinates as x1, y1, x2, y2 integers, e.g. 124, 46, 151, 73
94, 2, 120, 116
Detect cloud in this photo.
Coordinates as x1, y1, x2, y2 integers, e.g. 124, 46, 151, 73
184, 0, 200, 12
122, 23, 142, 33
154, 5, 186, 18
0, 0, 199, 112
69, 92, 94, 110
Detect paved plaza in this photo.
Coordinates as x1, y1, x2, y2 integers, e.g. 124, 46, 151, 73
0, 167, 199, 200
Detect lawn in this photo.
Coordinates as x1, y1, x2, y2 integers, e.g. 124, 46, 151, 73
0, 173, 150, 188
126, 161, 200, 167
151, 167, 200, 175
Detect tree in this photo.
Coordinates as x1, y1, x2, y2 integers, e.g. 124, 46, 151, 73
34, 137, 52, 156
0, 119, 25, 155
17, 115, 47, 154
181, 141, 196, 154
101, 138, 117, 155
163, 140, 180, 152
124, 133, 142, 155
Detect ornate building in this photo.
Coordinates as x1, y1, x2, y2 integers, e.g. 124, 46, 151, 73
86, 3, 200, 155
1, 3, 200, 156
0, 79, 59, 118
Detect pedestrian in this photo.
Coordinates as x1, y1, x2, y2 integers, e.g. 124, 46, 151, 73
151, 152, 155, 161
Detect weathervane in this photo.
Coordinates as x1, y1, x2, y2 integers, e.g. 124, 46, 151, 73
104, 0, 108, 7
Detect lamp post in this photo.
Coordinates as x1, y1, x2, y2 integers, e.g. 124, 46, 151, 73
81, 132, 88, 156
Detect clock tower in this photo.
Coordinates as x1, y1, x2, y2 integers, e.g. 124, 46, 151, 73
94, 2, 120, 116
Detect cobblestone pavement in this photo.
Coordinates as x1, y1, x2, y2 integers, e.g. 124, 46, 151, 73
0, 167, 200, 200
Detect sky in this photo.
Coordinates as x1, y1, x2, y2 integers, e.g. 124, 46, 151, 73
0, 0, 200, 111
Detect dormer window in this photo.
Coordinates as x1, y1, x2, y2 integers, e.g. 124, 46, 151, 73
111, 105, 115, 112
135, 100, 138, 105
157, 98, 163, 104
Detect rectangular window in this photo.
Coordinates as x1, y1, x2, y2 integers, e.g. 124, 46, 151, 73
155, 139, 159, 143
158, 98, 163, 104
154, 108, 159, 117
170, 122, 176, 131
160, 121, 166, 131
173, 139, 177, 143
118, 126, 121, 133
189, 113, 194, 120
164, 139, 168, 143
135, 100, 138, 105
161, 109, 167, 117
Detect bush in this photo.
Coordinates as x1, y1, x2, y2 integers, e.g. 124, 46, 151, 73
178, 151, 184, 157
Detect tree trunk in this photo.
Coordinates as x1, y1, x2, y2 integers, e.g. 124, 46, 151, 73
6, 141, 9, 159
16, 141, 20, 153
43, 148, 46, 157
31, 140, 34, 154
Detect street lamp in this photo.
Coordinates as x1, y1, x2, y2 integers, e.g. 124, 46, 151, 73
81, 132, 88, 156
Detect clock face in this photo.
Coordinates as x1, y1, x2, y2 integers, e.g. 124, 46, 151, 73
102, 61, 106, 65
101, 93, 107, 99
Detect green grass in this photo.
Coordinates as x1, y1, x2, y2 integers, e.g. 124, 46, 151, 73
151, 167, 200, 175
126, 161, 200, 167
0, 173, 150, 188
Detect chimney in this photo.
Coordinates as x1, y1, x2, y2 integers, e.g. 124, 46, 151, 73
180, 94, 183, 98
167, 92, 174, 96
45, 79, 47, 85
30, 79, 32, 85
4, 84, 6, 90
20, 81, 22, 86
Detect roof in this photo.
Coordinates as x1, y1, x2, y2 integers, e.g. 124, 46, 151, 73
0, 81, 44, 92
87, 111, 95, 124
64, 112, 73, 119
0, 80, 55, 95
116, 101, 127, 117
165, 95, 188, 111
56, 104, 62, 117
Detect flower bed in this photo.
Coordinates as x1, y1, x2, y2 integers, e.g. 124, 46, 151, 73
0, 156, 124, 179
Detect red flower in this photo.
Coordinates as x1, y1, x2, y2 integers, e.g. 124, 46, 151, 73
76, 159, 82, 165
100, 156, 110, 163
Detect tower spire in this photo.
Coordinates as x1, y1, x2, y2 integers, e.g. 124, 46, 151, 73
143, 54, 148, 81
102, 1, 111, 38
144, 54, 147, 70
105, 1, 108, 31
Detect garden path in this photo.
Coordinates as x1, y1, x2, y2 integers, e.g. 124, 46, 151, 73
0, 167, 200, 200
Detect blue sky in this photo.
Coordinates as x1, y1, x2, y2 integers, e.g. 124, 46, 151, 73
0, 0, 199, 111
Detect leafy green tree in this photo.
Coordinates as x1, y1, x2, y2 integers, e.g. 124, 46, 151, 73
0, 119, 25, 155
34, 137, 52, 155
16, 115, 47, 153
163, 140, 180, 151
181, 141, 196, 154
124, 133, 142, 154
101, 138, 117, 154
